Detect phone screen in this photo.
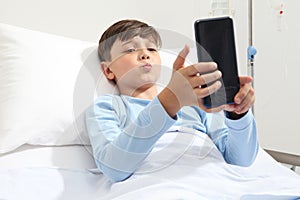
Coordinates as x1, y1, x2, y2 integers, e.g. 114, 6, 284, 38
194, 17, 240, 108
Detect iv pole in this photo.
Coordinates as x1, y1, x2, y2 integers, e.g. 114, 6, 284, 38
247, 0, 257, 115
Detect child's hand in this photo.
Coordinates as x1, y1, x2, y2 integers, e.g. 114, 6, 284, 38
159, 45, 224, 117
224, 76, 255, 115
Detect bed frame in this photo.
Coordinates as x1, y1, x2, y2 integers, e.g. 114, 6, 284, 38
265, 149, 300, 171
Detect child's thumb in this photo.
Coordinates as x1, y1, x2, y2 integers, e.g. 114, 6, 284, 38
173, 44, 190, 71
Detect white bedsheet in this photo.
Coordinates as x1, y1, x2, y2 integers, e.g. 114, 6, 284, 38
1, 128, 300, 200
0, 144, 96, 170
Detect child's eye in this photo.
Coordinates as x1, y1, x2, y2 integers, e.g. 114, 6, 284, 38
125, 48, 136, 53
147, 48, 157, 52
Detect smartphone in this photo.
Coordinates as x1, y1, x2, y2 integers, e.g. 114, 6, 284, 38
194, 17, 240, 108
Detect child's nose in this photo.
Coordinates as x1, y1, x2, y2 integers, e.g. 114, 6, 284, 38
139, 49, 150, 60
140, 54, 150, 60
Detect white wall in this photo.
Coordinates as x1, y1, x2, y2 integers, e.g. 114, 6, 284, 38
253, 0, 300, 155
1, 0, 299, 155
0, 0, 248, 68
0, 0, 209, 42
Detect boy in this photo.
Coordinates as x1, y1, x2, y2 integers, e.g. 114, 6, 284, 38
85, 19, 258, 182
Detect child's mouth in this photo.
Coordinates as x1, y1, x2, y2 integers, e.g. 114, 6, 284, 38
142, 63, 152, 71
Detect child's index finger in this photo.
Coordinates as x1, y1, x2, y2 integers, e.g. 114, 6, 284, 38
187, 62, 218, 76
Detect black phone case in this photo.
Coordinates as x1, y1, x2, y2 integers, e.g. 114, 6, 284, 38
194, 17, 240, 108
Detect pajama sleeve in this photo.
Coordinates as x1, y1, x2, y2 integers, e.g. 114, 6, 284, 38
85, 95, 176, 182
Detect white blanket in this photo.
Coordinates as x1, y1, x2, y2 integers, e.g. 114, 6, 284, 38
1, 128, 300, 200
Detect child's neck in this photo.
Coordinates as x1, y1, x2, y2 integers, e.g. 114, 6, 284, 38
120, 84, 158, 100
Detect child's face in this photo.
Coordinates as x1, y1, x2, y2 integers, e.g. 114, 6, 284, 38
103, 36, 162, 92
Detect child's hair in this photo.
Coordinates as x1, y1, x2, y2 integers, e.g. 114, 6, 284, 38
98, 19, 162, 62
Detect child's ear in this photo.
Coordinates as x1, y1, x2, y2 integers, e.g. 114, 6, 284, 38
101, 62, 115, 81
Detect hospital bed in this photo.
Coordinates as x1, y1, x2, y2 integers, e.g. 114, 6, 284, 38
1, 22, 300, 200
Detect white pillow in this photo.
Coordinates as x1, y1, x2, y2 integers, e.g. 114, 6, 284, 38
0, 23, 181, 154
0, 23, 109, 153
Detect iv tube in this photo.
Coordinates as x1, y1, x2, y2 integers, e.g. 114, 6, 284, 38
210, 0, 236, 17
